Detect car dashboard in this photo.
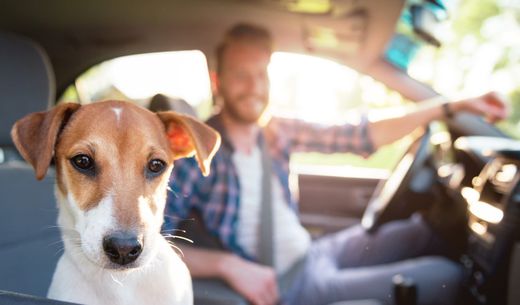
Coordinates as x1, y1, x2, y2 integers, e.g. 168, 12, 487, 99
433, 134, 520, 305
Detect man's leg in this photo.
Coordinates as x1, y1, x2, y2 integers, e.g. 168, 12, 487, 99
284, 215, 462, 305
289, 255, 462, 305
313, 213, 450, 268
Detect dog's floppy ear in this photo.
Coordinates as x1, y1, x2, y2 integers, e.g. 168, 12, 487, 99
11, 103, 81, 180
157, 112, 221, 176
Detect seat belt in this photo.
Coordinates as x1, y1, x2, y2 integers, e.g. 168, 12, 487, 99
258, 134, 275, 267
258, 134, 307, 301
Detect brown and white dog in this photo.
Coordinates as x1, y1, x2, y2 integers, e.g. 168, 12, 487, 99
11, 100, 220, 305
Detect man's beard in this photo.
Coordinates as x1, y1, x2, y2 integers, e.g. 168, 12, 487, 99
222, 94, 268, 124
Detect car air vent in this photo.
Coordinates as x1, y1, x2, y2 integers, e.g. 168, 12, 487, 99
491, 163, 518, 194
474, 160, 518, 211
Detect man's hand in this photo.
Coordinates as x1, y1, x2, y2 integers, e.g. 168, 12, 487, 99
219, 254, 279, 305
453, 91, 510, 123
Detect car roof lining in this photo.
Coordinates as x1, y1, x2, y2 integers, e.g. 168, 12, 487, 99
1, 0, 406, 97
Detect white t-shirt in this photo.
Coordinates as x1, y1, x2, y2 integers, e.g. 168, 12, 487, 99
232, 146, 311, 274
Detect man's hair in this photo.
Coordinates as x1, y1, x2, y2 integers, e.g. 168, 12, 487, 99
215, 23, 273, 74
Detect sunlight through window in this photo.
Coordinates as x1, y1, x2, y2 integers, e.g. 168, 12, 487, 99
269, 52, 359, 124
108, 51, 211, 105
64, 50, 410, 170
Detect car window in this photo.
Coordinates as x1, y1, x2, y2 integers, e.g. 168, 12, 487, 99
268, 52, 412, 174
59, 50, 214, 118
60, 50, 415, 174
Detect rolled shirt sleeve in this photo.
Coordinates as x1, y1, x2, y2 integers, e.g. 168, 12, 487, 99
267, 115, 375, 157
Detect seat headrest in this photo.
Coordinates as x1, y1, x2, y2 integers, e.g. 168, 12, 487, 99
148, 93, 198, 118
0, 31, 55, 147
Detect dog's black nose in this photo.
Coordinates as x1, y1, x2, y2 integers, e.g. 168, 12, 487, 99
102, 232, 143, 265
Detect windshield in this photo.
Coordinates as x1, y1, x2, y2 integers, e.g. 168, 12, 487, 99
395, 0, 520, 139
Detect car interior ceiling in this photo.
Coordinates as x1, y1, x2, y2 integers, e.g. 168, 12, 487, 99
1, 0, 405, 99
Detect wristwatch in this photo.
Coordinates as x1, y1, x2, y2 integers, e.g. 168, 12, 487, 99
442, 102, 454, 119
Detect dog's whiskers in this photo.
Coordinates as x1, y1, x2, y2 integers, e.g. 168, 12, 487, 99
48, 239, 65, 247
49, 236, 82, 256
162, 233, 193, 244
162, 214, 179, 220
56, 243, 82, 258
168, 242, 185, 258
161, 228, 186, 233
110, 273, 124, 287
166, 186, 181, 198
43, 225, 80, 233
54, 247, 65, 257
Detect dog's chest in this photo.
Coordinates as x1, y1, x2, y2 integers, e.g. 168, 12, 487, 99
48, 246, 192, 305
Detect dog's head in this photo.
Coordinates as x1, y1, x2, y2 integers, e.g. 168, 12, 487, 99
11, 100, 220, 270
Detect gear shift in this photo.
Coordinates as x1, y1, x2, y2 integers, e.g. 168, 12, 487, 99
393, 274, 417, 305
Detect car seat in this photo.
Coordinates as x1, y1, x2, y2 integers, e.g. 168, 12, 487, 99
0, 31, 63, 299
147, 93, 198, 118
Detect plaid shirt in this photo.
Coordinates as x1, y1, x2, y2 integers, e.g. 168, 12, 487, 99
163, 114, 374, 260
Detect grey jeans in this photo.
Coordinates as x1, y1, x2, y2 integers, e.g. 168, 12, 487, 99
283, 214, 463, 305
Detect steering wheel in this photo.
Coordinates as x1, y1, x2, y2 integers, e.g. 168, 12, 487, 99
361, 125, 433, 233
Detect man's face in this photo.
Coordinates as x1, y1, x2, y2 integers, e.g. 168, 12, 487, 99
217, 43, 270, 124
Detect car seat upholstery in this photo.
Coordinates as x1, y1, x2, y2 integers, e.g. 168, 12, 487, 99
0, 31, 55, 162
0, 31, 62, 298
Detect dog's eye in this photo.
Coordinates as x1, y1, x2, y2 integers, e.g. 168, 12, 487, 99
147, 159, 166, 174
71, 154, 95, 172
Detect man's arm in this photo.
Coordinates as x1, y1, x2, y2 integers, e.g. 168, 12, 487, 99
368, 92, 509, 149
181, 245, 279, 305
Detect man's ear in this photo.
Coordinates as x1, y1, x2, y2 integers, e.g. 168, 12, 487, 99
10, 103, 80, 180
156, 112, 221, 176
209, 70, 219, 97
